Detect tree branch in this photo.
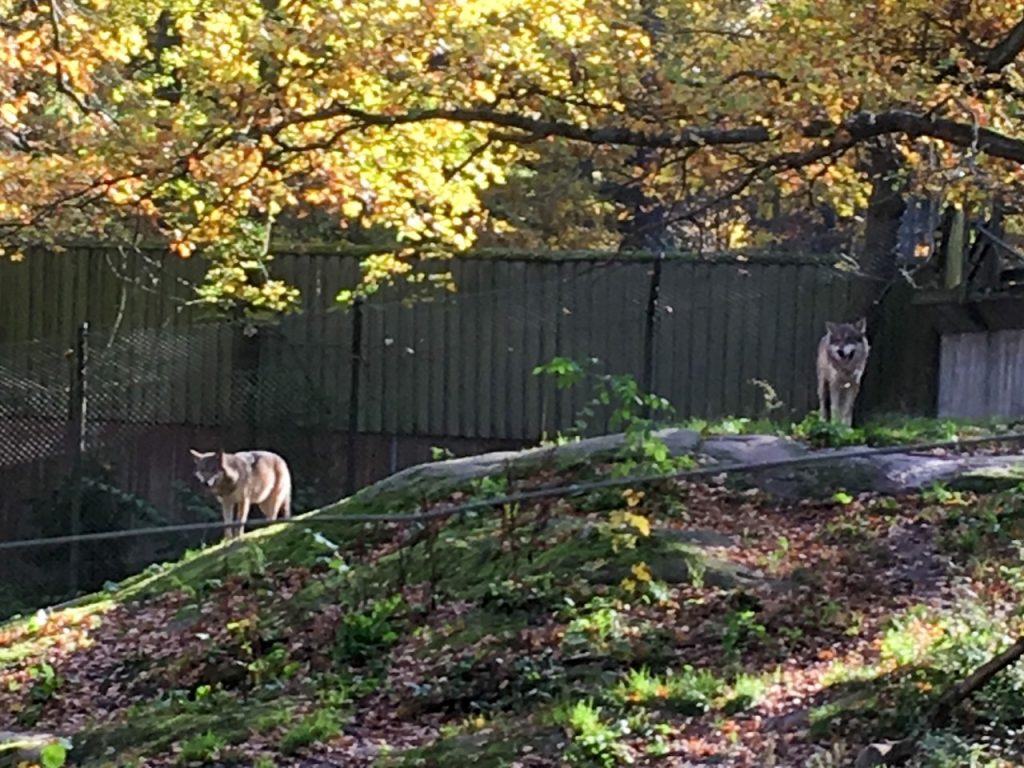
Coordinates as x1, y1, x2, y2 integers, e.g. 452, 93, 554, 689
261, 104, 772, 150
843, 110, 1024, 162
984, 16, 1024, 72
855, 634, 1024, 767
264, 102, 1024, 169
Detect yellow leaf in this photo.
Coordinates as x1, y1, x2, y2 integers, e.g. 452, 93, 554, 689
631, 561, 652, 583
625, 512, 650, 537
0, 103, 19, 124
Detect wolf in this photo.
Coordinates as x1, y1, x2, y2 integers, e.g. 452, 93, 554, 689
816, 318, 870, 427
190, 449, 292, 540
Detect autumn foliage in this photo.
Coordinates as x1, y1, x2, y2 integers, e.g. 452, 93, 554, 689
3, 1, 1024, 308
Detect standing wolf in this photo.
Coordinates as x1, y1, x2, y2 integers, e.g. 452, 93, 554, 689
817, 318, 870, 427
190, 449, 292, 540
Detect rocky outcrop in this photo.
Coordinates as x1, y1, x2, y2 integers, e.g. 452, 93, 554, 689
357, 429, 1024, 503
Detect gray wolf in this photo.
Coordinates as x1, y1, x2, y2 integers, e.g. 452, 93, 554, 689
190, 449, 292, 540
816, 318, 870, 427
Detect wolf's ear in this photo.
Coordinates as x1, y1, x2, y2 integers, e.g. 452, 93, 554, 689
825, 321, 838, 336
216, 449, 228, 468
189, 449, 208, 461
854, 317, 867, 333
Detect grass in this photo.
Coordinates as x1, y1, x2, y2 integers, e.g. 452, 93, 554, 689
679, 413, 1024, 449
279, 708, 343, 755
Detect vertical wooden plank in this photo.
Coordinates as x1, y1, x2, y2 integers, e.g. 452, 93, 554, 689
381, 297, 400, 436
705, 262, 730, 418
1010, 330, 1024, 417
338, 254, 361, 432
722, 264, 745, 416
793, 265, 820, 415
506, 260, 527, 439
672, 262, 696, 419
490, 261, 511, 439
522, 261, 542, 440
476, 260, 495, 438
458, 259, 479, 438
993, 330, 1014, 418
412, 298, 430, 435
553, 261, 576, 433
430, 290, 450, 438
362, 300, 384, 434
755, 264, 781, 420
394, 278, 416, 436
738, 265, 761, 417
444, 278, 461, 436
320, 254, 343, 429
537, 260, 559, 438
652, 259, 676, 409
688, 262, 711, 419
773, 264, 798, 420
302, 254, 323, 428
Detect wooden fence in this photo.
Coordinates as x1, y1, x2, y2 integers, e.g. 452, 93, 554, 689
0, 247, 877, 441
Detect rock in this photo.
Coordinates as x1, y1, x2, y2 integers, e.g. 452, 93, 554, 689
348, 427, 1024, 508
655, 527, 737, 548
700, 434, 809, 465
358, 428, 701, 502
546, 428, 701, 464
854, 738, 917, 767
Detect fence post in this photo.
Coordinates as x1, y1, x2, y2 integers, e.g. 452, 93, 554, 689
67, 321, 89, 595
346, 297, 364, 496
642, 251, 665, 416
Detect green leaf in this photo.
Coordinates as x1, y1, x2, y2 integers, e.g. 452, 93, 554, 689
41, 743, 68, 768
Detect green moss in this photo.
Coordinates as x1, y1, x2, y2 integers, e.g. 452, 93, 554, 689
72, 696, 295, 766
949, 465, 1024, 493
427, 608, 531, 651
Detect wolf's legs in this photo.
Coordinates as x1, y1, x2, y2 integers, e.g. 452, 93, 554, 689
236, 498, 252, 537
818, 373, 830, 421
220, 499, 236, 541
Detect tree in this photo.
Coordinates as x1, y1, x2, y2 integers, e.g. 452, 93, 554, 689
3, 0, 1024, 311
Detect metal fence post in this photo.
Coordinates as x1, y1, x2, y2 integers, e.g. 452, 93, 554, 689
642, 251, 665, 416
346, 297, 364, 496
67, 321, 89, 594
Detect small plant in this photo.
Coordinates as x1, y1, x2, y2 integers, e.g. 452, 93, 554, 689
791, 413, 864, 448
722, 608, 768, 660
554, 699, 631, 767
39, 742, 68, 768
533, 356, 677, 473
469, 474, 509, 499
430, 445, 456, 461
177, 730, 227, 764
923, 482, 969, 507
614, 665, 725, 715
725, 673, 768, 713
563, 598, 628, 656
334, 594, 403, 666
280, 708, 341, 755
750, 378, 785, 415
765, 535, 790, 573
880, 613, 944, 667
248, 645, 303, 688
28, 661, 63, 704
